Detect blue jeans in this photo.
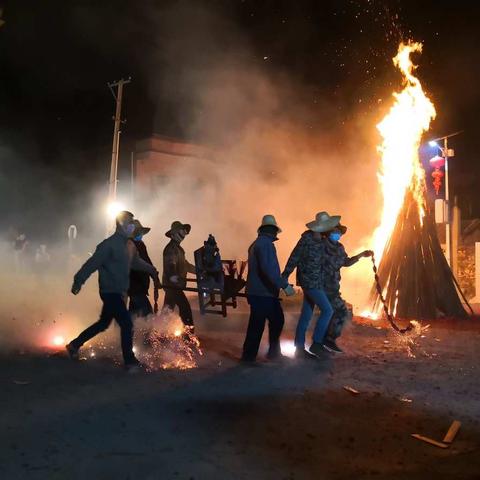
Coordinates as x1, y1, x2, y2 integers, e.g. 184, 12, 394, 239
295, 288, 334, 349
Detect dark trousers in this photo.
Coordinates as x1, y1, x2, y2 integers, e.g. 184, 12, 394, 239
71, 293, 136, 364
163, 289, 194, 326
242, 295, 285, 361
128, 294, 153, 318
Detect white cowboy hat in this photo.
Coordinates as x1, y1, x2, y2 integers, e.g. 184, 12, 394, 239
306, 211, 341, 233
258, 214, 282, 233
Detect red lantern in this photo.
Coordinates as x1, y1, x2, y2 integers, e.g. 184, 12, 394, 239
429, 155, 445, 195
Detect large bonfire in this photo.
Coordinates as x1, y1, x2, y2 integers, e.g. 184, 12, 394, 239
369, 42, 467, 320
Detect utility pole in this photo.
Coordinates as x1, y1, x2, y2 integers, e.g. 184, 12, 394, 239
444, 136, 451, 267
108, 78, 131, 206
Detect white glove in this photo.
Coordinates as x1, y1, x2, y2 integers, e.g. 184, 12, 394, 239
283, 284, 295, 297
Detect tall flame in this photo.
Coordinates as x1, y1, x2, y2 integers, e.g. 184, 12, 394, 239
372, 42, 436, 260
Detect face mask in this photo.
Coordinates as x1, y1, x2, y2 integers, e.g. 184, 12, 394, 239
329, 232, 342, 243
134, 234, 143, 242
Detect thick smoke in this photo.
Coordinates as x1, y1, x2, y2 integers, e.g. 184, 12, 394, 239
0, 1, 395, 351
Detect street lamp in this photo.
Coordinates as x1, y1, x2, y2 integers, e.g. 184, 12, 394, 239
427, 130, 463, 267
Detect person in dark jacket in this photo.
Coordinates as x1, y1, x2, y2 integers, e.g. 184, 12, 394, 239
66, 211, 159, 370
128, 219, 157, 318
321, 223, 372, 353
282, 211, 337, 359
241, 215, 295, 363
162, 221, 196, 328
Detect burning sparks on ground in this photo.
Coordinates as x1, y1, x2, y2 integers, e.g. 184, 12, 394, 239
142, 325, 202, 371
136, 309, 203, 371
359, 310, 379, 321
372, 41, 436, 261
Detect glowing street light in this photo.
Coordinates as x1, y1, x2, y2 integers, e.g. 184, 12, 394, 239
106, 201, 125, 219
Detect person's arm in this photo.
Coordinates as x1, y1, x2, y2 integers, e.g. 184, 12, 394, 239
281, 238, 303, 279
72, 242, 109, 292
131, 249, 158, 277
257, 242, 289, 290
344, 250, 373, 267
186, 259, 196, 275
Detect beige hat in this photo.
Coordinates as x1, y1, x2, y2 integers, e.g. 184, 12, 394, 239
258, 214, 282, 233
306, 211, 341, 233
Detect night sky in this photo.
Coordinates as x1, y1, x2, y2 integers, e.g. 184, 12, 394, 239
1, 0, 480, 237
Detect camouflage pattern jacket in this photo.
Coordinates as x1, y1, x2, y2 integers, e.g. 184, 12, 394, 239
282, 231, 327, 289
322, 240, 359, 294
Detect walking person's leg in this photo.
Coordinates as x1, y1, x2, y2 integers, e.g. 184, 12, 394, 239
294, 290, 315, 350
242, 296, 267, 362
163, 289, 177, 312
323, 292, 350, 353
266, 298, 285, 359
68, 294, 115, 355
307, 289, 333, 355
111, 294, 137, 365
176, 291, 194, 327
129, 294, 153, 318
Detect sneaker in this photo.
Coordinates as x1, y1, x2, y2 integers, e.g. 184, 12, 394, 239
294, 348, 318, 360
309, 342, 330, 357
323, 340, 344, 354
66, 343, 79, 361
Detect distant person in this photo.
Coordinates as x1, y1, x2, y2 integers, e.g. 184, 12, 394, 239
35, 244, 51, 266
282, 211, 335, 359
241, 215, 295, 363
66, 211, 159, 371
128, 219, 158, 318
162, 221, 196, 330
321, 222, 372, 353
13, 232, 28, 272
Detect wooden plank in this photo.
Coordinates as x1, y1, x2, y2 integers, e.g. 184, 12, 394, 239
411, 434, 449, 449
442, 420, 461, 444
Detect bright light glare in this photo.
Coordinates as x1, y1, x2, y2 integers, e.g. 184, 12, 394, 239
174, 329, 182, 337
106, 201, 125, 219
428, 140, 438, 148
281, 340, 296, 358
52, 335, 65, 347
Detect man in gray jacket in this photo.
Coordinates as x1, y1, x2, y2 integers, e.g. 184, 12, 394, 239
66, 211, 159, 370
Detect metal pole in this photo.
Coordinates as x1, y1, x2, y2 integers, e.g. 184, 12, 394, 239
130, 151, 135, 204
444, 137, 451, 266
108, 78, 131, 204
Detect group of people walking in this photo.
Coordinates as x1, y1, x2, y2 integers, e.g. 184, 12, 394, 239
242, 211, 372, 363
65, 209, 372, 371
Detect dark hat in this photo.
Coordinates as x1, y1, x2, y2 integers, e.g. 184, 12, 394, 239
337, 223, 348, 234
165, 221, 191, 238
132, 219, 151, 237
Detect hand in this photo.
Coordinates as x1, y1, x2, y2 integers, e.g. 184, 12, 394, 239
283, 284, 295, 297
71, 283, 81, 295
170, 275, 179, 284
362, 250, 374, 258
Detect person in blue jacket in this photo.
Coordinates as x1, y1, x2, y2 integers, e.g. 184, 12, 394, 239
241, 215, 295, 362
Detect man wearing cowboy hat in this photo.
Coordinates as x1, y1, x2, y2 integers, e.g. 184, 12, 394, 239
320, 221, 372, 353
162, 220, 196, 329
241, 214, 295, 363
282, 211, 336, 358
128, 219, 159, 318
